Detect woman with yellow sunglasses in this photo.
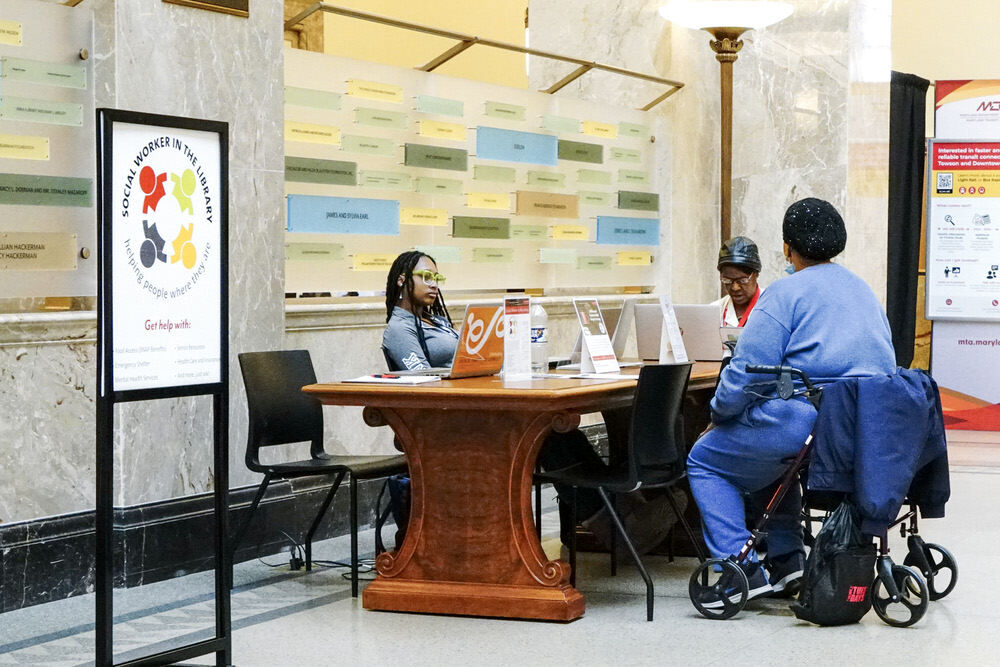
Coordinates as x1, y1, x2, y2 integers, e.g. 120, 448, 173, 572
382, 250, 458, 371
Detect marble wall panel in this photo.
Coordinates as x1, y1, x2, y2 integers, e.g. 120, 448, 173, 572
1, 0, 287, 521
104, 0, 286, 505
0, 319, 96, 523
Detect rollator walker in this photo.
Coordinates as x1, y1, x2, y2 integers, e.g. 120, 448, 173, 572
688, 365, 957, 626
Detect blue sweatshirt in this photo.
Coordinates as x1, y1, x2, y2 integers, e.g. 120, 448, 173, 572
713, 262, 896, 424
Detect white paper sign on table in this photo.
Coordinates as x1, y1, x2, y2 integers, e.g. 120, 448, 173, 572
573, 298, 620, 374
658, 295, 689, 363
503, 296, 532, 380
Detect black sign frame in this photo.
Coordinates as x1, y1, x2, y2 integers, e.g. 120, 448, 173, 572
95, 108, 231, 667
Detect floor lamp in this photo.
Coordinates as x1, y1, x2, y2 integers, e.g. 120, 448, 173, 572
659, 1, 793, 243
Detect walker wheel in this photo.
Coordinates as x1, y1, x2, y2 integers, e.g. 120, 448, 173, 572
689, 558, 748, 620
903, 542, 957, 601
872, 564, 928, 627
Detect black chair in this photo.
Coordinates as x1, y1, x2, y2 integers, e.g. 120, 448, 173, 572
234, 350, 408, 596
534, 363, 706, 621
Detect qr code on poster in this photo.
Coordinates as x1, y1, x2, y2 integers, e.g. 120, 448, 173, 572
936, 172, 954, 194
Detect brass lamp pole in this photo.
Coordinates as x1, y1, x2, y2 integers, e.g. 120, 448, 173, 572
706, 27, 749, 243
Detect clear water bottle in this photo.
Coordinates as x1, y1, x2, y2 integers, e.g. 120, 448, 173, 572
530, 302, 548, 374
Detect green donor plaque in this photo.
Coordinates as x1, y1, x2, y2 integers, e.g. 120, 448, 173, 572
285, 243, 345, 261
358, 170, 412, 190
619, 170, 650, 186
578, 190, 613, 206
404, 143, 468, 171
1, 57, 86, 89
354, 107, 408, 129
558, 140, 603, 164
527, 171, 566, 188
619, 122, 649, 139
415, 177, 463, 195
417, 95, 464, 117
577, 255, 613, 270
472, 247, 514, 263
485, 101, 526, 120
473, 165, 516, 183
285, 87, 342, 110
453, 216, 510, 239
542, 115, 580, 133
577, 169, 611, 185
340, 134, 395, 157
0, 96, 83, 127
285, 157, 357, 185
610, 147, 642, 163
618, 190, 659, 211
511, 224, 546, 239
0, 173, 91, 207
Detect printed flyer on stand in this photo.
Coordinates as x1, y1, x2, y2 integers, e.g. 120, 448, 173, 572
926, 140, 1000, 321
110, 122, 222, 391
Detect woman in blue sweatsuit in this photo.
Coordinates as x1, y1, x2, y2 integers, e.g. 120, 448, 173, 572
687, 198, 897, 603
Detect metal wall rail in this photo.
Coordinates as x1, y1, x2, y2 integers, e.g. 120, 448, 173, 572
284, 2, 684, 110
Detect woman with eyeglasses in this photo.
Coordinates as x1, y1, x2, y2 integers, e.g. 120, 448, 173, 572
382, 250, 459, 371
713, 236, 763, 328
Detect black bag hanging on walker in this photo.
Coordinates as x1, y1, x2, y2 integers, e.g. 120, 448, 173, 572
791, 500, 877, 626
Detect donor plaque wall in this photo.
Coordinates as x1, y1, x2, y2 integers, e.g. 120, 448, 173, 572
283, 49, 663, 294
0, 0, 95, 298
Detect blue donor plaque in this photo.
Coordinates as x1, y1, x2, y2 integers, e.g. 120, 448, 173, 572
475, 126, 557, 166
287, 195, 400, 235
595, 216, 659, 246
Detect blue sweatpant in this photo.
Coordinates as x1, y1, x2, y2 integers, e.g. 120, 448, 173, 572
687, 398, 815, 561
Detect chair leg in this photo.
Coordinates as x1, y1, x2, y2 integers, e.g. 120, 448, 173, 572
230, 474, 272, 569
569, 486, 578, 588
667, 486, 706, 564
305, 471, 345, 571
597, 487, 653, 621
350, 476, 359, 597
609, 494, 618, 577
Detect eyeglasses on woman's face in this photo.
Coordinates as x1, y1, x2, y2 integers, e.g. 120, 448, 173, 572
721, 275, 755, 287
412, 269, 446, 287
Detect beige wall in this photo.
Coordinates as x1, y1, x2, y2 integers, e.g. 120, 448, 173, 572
319, 0, 528, 89
892, 0, 1000, 79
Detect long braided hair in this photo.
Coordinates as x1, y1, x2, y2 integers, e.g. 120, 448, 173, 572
384, 250, 452, 326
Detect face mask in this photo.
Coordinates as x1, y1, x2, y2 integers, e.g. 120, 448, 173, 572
784, 262, 795, 275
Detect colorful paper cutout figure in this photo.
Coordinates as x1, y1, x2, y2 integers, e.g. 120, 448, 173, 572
140, 166, 168, 213
171, 223, 197, 269
170, 169, 196, 215
140, 220, 167, 268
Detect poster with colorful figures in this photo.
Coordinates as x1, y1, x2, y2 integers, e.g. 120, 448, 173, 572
106, 117, 224, 392
925, 139, 1000, 321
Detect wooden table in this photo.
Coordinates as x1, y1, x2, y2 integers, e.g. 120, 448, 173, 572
303, 362, 718, 622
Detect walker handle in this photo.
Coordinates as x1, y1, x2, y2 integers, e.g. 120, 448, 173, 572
745, 364, 816, 398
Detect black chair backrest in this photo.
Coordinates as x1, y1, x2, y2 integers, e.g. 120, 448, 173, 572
382, 347, 401, 372
238, 350, 324, 469
627, 363, 693, 482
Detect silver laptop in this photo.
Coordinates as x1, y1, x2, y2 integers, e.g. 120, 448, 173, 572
634, 303, 726, 361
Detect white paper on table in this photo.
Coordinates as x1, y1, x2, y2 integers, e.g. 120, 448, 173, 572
503, 296, 532, 380
573, 298, 620, 374
658, 295, 689, 363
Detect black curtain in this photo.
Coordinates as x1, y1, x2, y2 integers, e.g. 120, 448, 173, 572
887, 71, 930, 368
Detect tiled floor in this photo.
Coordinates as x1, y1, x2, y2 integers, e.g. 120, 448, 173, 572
2, 459, 998, 666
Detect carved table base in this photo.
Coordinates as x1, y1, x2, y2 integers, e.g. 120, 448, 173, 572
361, 406, 584, 621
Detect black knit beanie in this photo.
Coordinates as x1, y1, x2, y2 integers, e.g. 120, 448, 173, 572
782, 198, 846, 260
